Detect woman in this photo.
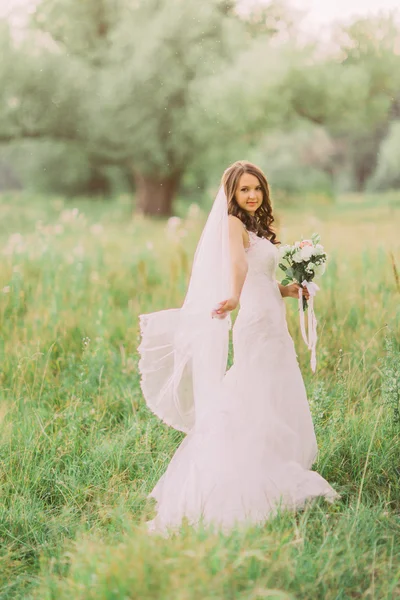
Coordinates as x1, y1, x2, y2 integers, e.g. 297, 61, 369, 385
138, 160, 340, 536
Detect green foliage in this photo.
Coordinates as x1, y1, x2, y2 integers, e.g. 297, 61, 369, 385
19, 0, 251, 175
1, 140, 94, 195
380, 331, 400, 430
1, 3, 400, 205
1, 0, 295, 205
286, 13, 400, 192
370, 120, 400, 191
32, 507, 400, 599
247, 124, 338, 197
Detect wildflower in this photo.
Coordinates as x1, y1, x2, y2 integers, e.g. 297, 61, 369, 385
73, 244, 85, 259
54, 224, 64, 235
166, 216, 182, 231
187, 203, 201, 219
90, 224, 103, 235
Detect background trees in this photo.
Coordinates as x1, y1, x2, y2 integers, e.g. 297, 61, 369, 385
0, 0, 399, 214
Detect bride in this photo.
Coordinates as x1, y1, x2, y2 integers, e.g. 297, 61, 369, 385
138, 160, 340, 535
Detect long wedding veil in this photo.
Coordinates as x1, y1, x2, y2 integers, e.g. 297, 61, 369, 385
138, 183, 232, 432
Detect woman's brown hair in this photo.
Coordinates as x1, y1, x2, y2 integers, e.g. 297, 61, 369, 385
221, 160, 279, 245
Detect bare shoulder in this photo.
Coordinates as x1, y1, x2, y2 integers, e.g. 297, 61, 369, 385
228, 215, 248, 249
228, 214, 244, 228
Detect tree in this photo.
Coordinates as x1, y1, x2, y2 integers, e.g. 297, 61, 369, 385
338, 14, 400, 190
286, 13, 400, 191
0, 0, 301, 215
0, 0, 243, 214
369, 120, 400, 190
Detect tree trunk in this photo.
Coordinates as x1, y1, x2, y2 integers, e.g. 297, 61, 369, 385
132, 168, 182, 216
86, 166, 110, 196
353, 156, 376, 192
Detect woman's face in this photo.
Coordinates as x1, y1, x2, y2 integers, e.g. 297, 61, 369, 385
234, 173, 263, 216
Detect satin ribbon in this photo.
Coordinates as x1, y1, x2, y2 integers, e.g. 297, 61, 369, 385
298, 280, 320, 373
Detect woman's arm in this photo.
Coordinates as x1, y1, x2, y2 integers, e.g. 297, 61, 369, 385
276, 280, 310, 300
276, 281, 288, 298
228, 216, 248, 303
212, 216, 248, 318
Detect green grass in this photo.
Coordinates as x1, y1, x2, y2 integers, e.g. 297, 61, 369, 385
0, 190, 399, 599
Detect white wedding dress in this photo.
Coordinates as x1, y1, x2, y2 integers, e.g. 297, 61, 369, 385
141, 227, 340, 535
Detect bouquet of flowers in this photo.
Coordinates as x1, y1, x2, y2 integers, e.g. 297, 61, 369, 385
278, 233, 328, 372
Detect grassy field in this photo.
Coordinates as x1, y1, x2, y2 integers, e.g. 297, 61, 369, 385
0, 190, 399, 599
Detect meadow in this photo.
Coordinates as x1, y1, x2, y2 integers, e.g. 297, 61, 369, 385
0, 190, 399, 599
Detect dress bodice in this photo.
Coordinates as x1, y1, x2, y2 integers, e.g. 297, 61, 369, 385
243, 227, 279, 282
235, 224, 291, 354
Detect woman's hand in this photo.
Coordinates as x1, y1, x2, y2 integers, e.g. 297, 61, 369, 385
285, 283, 310, 301
211, 297, 239, 319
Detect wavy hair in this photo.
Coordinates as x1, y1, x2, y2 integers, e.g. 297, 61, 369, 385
221, 160, 279, 245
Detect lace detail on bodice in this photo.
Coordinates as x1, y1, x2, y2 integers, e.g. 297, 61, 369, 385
236, 224, 289, 344
244, 230, 258, 252
243, 227, 279, 281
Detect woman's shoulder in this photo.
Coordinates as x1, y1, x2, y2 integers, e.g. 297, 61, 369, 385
228, 215, 249, 248
228, 214, 246, 230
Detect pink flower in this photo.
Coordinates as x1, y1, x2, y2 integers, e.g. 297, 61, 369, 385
299, 240, 313, 248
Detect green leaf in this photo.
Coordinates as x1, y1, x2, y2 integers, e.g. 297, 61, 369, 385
281, 278, 291, 286
311, 232, 320, 244
278, 263, 287, 271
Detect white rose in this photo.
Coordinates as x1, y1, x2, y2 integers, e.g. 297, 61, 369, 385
292, 251, 303, 263
278, 244, 291, 259
312, 244, 324, 256
300, 246, 314, 260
